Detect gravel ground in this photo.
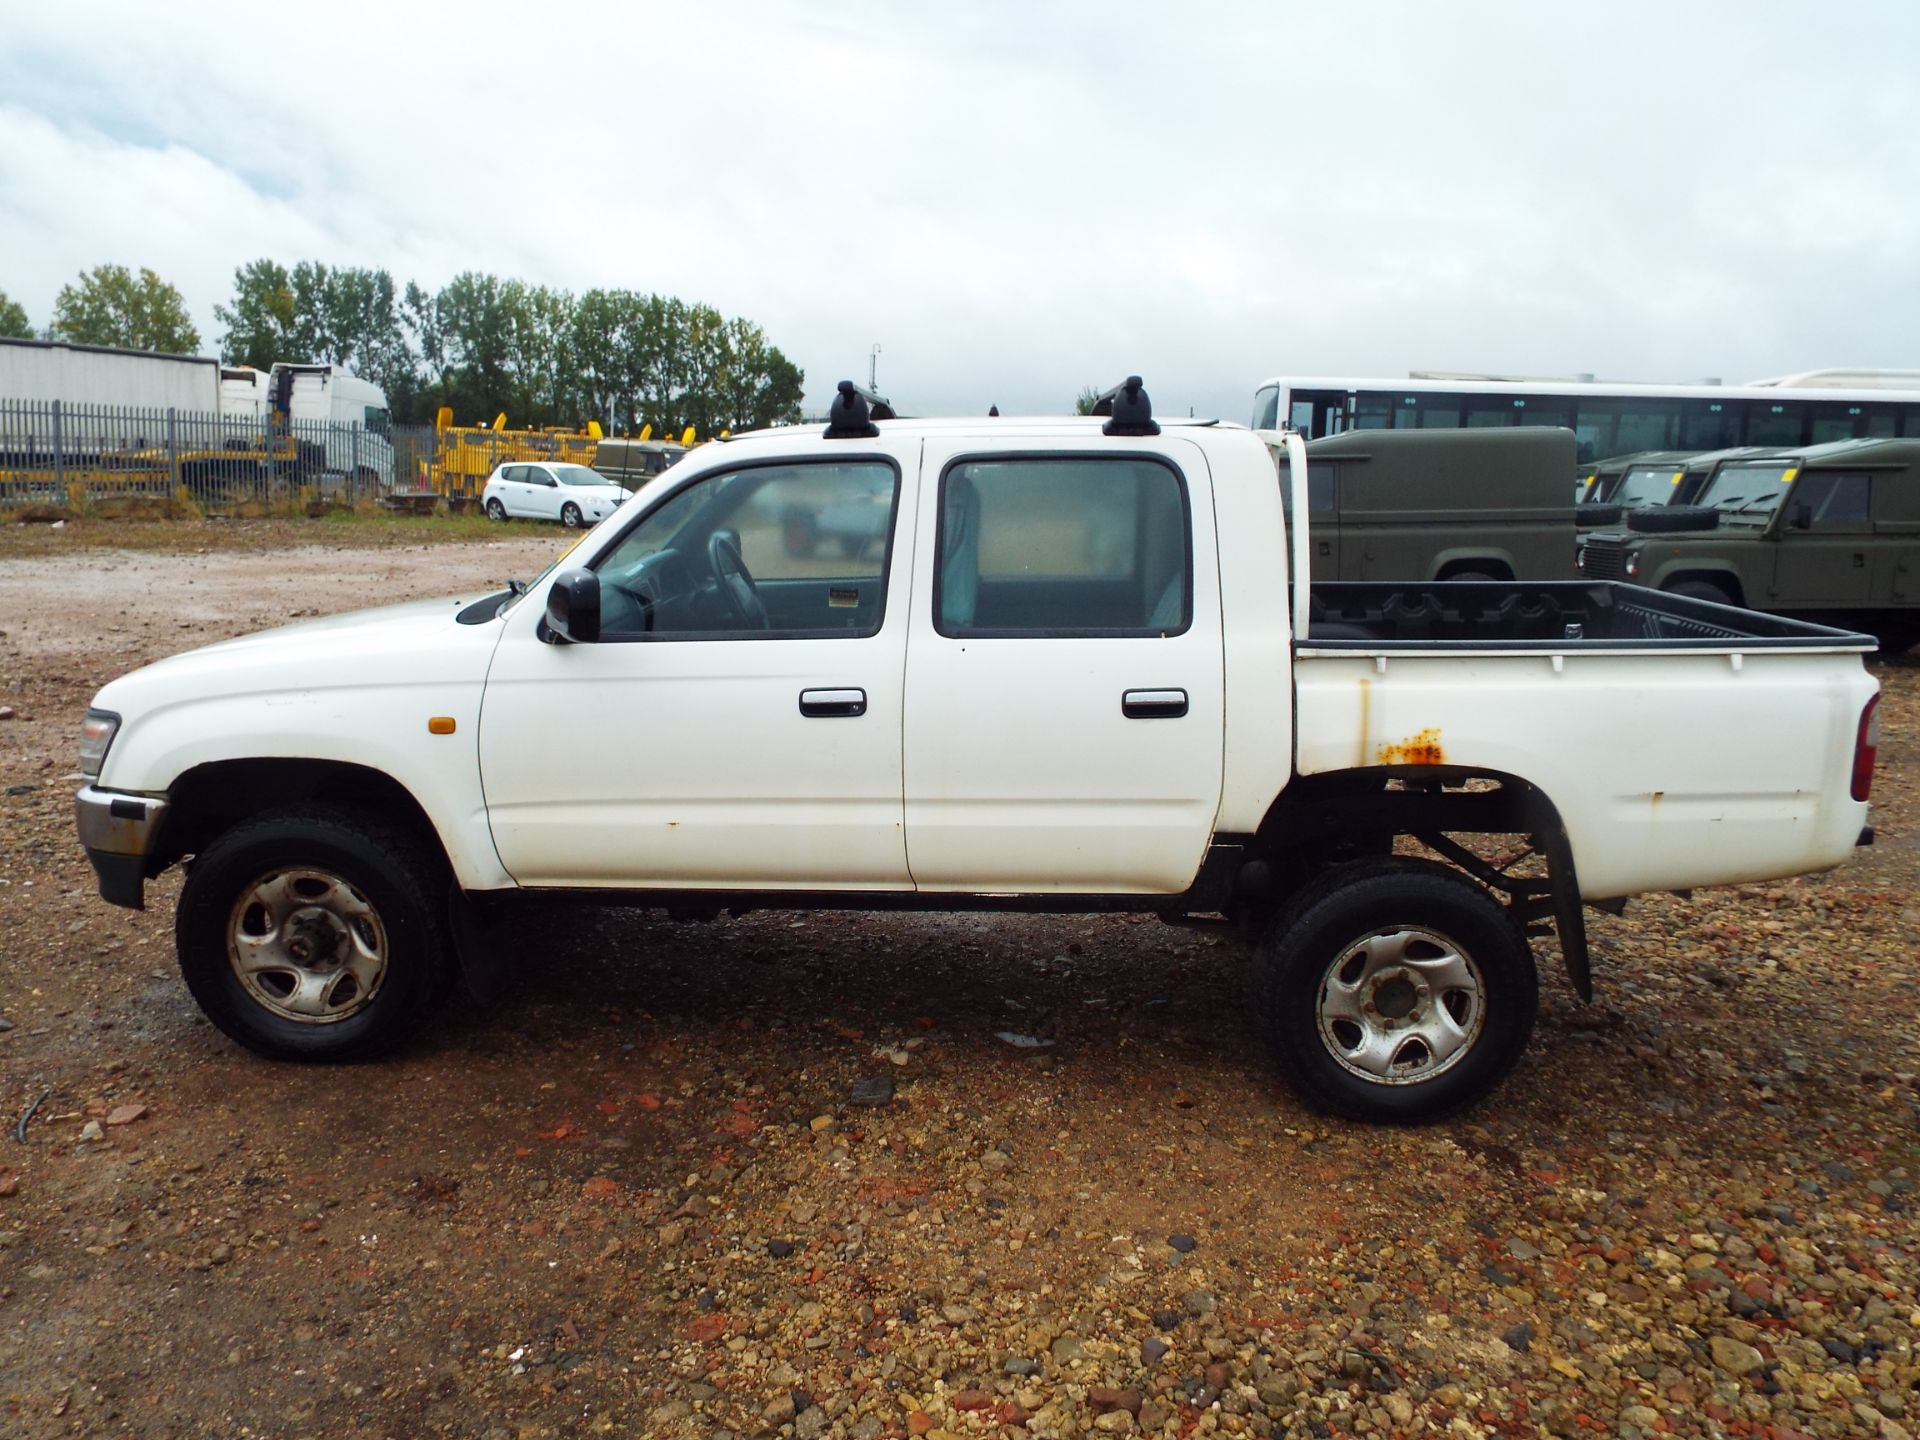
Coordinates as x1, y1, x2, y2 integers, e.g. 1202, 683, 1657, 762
0, 533, 1915, 1439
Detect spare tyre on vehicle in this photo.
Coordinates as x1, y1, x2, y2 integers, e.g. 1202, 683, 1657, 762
1627, 505, 1720, 534
1574, 502, 1622, 528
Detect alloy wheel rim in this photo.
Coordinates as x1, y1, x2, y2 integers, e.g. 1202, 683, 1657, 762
226, 868, 389, 1025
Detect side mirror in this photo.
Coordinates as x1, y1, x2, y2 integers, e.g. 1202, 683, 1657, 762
1790, 502, 1813, 531
545, 569, 601, 643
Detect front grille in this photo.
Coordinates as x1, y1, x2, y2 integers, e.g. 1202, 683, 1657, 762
1583, 537, 1627, 582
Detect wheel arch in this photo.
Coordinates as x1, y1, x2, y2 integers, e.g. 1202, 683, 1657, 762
1252, 765, 1594, 1001
153, 758, 452, 883
1651, 564, 1746, 606
1429, 550, 1516, 582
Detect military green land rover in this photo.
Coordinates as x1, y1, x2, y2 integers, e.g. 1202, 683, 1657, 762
1578, 437, 1920, 653
1278, 426, 1577, 582
1574, 446, 1798, 531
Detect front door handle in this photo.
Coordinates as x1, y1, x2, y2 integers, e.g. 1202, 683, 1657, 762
1122, 688, 1188, 719
799, 687, 867, 718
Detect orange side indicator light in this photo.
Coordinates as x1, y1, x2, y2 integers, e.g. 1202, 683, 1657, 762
428, 717, 457, 735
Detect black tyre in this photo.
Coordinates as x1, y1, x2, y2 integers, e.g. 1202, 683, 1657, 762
1871, 623, 1919, 657
175, 805, 449, 1061
1252, 858, 1537, 1122
1574, 502, 1622, 528
1667, 578, 1734, 607
1627, 505, 1719, 534
1439, 569, 1499, 583
486, 498, 507, 522
561, 502, 584, 529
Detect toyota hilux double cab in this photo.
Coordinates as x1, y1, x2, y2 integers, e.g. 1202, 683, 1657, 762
74, 380, 1882, 1121
1579, 437, 1920, 654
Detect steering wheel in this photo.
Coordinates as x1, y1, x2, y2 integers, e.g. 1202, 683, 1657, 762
707, 531, 769, 629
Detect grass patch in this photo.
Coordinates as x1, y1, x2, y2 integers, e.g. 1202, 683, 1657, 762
0, 510, 534, 558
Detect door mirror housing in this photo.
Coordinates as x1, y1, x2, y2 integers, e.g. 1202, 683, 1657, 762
545, 569, 601, 643
1790, 501, 1813, 531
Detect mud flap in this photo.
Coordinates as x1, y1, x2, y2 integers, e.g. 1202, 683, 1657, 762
1541, 823, 1592, 1002
448, 890, 508, 1004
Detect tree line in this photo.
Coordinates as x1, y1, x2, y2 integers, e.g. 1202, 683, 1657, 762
0, 264, 806, 436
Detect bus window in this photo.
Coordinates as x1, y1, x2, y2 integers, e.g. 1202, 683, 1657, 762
1863, 406, 1898, 438
1615, 404, 1679, 453
1354, 395, 1392, 430
1290, 399, 1316, 433
1807, 404, 1864, 445
1514, 401, 1573, 430
1253, 386, 1280, 430
1463, 400, 1519, 427
1681, 400, 1736, 450
1747, 402, 1802, 446
1573, 403, 1618, 463
1903, 405, 1920, 438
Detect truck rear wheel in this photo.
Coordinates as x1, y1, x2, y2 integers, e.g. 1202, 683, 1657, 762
175, 805, 448, 1061
1668, 579, 1734, 607
1252, 858, 1536, 1122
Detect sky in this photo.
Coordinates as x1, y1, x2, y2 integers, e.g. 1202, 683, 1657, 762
3, 0, 1918, 422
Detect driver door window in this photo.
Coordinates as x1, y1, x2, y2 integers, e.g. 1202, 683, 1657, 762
592, 461, 899, 638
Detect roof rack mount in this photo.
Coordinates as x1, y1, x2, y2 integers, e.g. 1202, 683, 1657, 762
1090, 375, 1161, 437
823, 380, 895, 439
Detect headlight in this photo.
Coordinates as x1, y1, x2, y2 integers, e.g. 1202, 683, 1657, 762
1624, 553, 1639, 577
80, 709, 120, 779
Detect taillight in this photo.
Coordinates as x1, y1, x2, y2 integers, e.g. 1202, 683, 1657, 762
1852, 694, 1880, 803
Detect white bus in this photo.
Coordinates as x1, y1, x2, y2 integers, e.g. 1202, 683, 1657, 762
1252, 370, 1920, 465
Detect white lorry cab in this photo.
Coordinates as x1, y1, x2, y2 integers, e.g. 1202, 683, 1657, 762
72, 379, 1881, 1121
268, 363, 394, 487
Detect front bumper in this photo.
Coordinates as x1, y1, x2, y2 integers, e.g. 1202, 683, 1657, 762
75, 785, 169, 910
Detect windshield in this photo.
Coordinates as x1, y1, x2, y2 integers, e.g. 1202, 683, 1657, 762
553, 464, 611, 488
1695, 463, 1797, 514
1612, 465, 1686, 509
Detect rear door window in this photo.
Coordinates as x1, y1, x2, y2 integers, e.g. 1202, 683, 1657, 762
935, 456, 1190, 636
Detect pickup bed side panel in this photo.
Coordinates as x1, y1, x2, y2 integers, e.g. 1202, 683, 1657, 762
1292, 650, 1873, 898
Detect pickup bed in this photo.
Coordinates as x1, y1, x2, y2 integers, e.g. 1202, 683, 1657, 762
74, 379, 1881, 1121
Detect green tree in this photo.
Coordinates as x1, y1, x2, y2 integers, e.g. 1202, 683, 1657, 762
323, 266, 415, 405
1074, 385, 1101, 416
50, 264, 200, 352
213, 259, 296, 369
708, 316, 803, 433
425, 271, 521, 425
0, 288, 33, 340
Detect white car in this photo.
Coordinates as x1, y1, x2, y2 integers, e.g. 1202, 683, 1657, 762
482, 462, 626, 528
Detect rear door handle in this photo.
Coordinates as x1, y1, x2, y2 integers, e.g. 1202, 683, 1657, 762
799, 687, 867, 718
1122, 688, 1188, 719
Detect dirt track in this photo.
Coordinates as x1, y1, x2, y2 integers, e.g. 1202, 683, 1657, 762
1, 529, 1916, 1439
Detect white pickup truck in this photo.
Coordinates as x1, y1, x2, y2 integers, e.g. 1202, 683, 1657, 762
73, 380, 1882, 1121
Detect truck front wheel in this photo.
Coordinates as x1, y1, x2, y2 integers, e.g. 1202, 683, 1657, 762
1252, 859, 1536, 1122
175, 806, 448, 1061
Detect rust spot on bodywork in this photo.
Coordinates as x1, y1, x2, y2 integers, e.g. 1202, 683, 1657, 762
1356, 679, 1372, 768
1376, 728, 1444, 766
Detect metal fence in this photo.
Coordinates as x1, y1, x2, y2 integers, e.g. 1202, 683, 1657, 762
0, 398, 408, 514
